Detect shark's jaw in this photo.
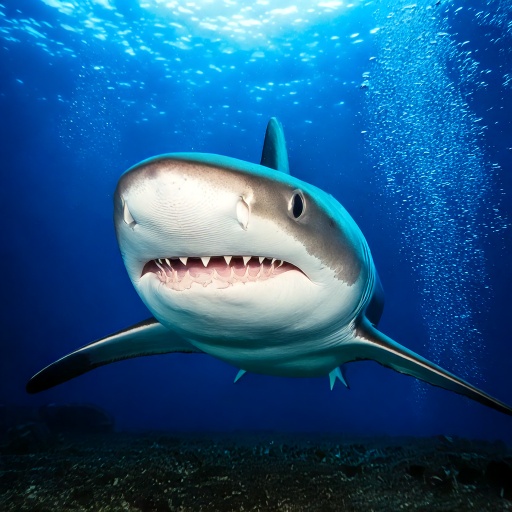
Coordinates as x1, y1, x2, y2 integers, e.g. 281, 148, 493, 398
141, 255, 305, 291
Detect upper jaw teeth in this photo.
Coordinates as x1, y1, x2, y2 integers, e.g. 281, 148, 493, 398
151, 255, 286, 270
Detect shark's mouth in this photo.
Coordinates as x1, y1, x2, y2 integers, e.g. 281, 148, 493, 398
141, 256, 305, 291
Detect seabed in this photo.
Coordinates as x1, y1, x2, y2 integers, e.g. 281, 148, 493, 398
2, 425, 512, 511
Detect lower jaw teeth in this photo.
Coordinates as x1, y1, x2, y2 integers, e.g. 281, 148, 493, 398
157, 264, 275, 291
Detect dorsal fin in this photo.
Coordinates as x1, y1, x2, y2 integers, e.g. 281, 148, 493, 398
260, 117, 290, 174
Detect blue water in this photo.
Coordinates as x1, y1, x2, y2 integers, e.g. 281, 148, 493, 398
1, 0, 511, 441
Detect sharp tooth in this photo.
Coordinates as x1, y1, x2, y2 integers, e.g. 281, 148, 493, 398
179, 257, 188, 265
158, 258, 163, 264
224, 256, 232, 265
277, 260, 284, 268
155, 260, 165, 272
201, 256, 210, 267
165, 258, 171, 266
259, 257, 264, 264
271, 258, 276, 265
243, 256, 251, 265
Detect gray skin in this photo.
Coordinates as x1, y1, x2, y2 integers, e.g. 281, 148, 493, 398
26, 118, 512, 418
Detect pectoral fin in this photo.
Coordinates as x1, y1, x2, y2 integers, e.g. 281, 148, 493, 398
351, 318, 512, 416
26, 318, 202, 394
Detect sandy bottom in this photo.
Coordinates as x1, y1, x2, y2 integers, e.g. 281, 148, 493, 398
1, 431, 511, 511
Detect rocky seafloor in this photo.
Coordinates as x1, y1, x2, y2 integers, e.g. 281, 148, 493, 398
1, 405, 512, 511
2, 433, 512, 510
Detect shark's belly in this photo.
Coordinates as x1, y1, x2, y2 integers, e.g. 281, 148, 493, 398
180, 325, 355, 378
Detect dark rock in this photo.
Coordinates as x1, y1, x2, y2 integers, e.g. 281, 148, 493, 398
341, 464, 361, 478
4, 421, 52, 453
407, 464, 426, 480
39, 403, 114, 433
131, 496, 171, 512
315, 448, 326, 461
486, 459, 512, 499
428, 471, 453, 492
456, 463, 482, 485
0, 404, 39, 435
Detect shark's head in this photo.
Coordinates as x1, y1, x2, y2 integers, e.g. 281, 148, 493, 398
114, 153, 373, 356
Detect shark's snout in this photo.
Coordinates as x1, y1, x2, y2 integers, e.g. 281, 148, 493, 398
120, 186, 252, 235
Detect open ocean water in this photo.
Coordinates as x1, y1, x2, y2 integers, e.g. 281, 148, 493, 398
1, 0, 512, 510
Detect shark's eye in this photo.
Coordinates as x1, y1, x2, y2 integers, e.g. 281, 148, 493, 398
290, 190, 305, 219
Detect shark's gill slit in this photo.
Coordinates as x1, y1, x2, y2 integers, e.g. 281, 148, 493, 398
141, 256, 305, 290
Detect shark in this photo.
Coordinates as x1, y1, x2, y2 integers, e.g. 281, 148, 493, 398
27, 118, 512, 417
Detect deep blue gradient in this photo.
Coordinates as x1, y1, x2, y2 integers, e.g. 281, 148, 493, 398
1, 0, 511, 441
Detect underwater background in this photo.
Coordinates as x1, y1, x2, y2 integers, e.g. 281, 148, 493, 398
1, 0, 511, 445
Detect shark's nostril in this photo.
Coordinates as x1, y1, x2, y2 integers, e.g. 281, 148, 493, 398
236, 197, 250, 230
123, 200, 137, 228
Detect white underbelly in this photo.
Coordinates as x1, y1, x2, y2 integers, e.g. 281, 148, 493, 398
186, 324, 355, 378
